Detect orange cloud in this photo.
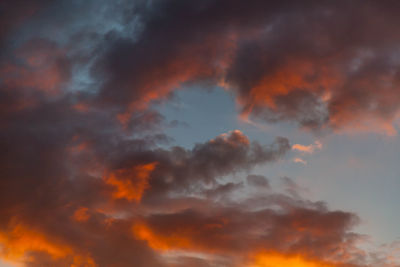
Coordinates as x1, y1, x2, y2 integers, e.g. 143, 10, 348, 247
72, 207, 90, 222
246, 61, 334, 109
210, 130, 250, 147
70, 255, 97, 267
249, 252, 335, 267
72, 103, 90, 113
292, 141, 322, 154
293, 157, 307, 165
105, 162, 158, 202
235, 59, 340, 123
0, 221, 99, 266
0, 223, 71, 262
6, 1, 400, 266
132, 215, 230, 253
133, 222, 194, 251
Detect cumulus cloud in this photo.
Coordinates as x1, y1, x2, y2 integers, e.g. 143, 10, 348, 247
0, 89, 291, 266
1, 0, 400, 266
82, 0, 400, 134
4, 0, 398, 134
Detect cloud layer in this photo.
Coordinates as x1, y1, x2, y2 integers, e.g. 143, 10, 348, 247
89, 0, 400, 133
1, 0, 400, 266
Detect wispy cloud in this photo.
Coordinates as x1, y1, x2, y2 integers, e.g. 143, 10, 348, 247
292, 141, 322, 154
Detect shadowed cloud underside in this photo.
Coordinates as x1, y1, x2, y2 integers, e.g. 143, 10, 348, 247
1, 0, 400, 266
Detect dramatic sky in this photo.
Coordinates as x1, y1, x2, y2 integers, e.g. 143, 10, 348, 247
2, 0, 400, 266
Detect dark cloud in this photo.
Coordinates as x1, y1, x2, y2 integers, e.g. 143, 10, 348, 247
88, 0, 400, 133
0, 79, 290, 266
1, 0, 399, 266
134, 194, 363, 266
0, 0, 50, 53
98, 130, 290, 204
203, 182, 243, 200
247, 174, 270, 188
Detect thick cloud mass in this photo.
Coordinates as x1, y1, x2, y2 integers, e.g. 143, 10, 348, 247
90, 0, 400, 133
1, 0, 400, 266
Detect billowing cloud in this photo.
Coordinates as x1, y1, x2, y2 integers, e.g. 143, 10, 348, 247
3, 0, 400, 133
84, 0, 400, 134
0, 91, 291, 266
132, 198, 362, 265
0, 88, 372, 266
1, 0, 400, 266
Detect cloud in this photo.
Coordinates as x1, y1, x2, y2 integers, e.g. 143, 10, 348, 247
291, 141, 322, 165
0, 0, 51, 53
7, 0, 396, 134
132, 193, 365, 266
0, 87, 370, 266
4, 0, 400, 135
280, 176, 309, 198
0, 85, 291, 266
249, 252, 335, 267
0, 95, 390, 266
1, 1, 400, 266
91, 0, 400, 133
246, 175, 270, 188
105, 162, 158, 202
294, 157, 308, 165
292, 141, 322, 154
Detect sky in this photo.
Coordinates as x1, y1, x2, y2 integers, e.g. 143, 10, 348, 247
1, 1, 400, 267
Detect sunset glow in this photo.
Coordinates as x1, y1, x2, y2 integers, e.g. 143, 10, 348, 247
250, 253, 334, 267
1, 1, 400, 266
